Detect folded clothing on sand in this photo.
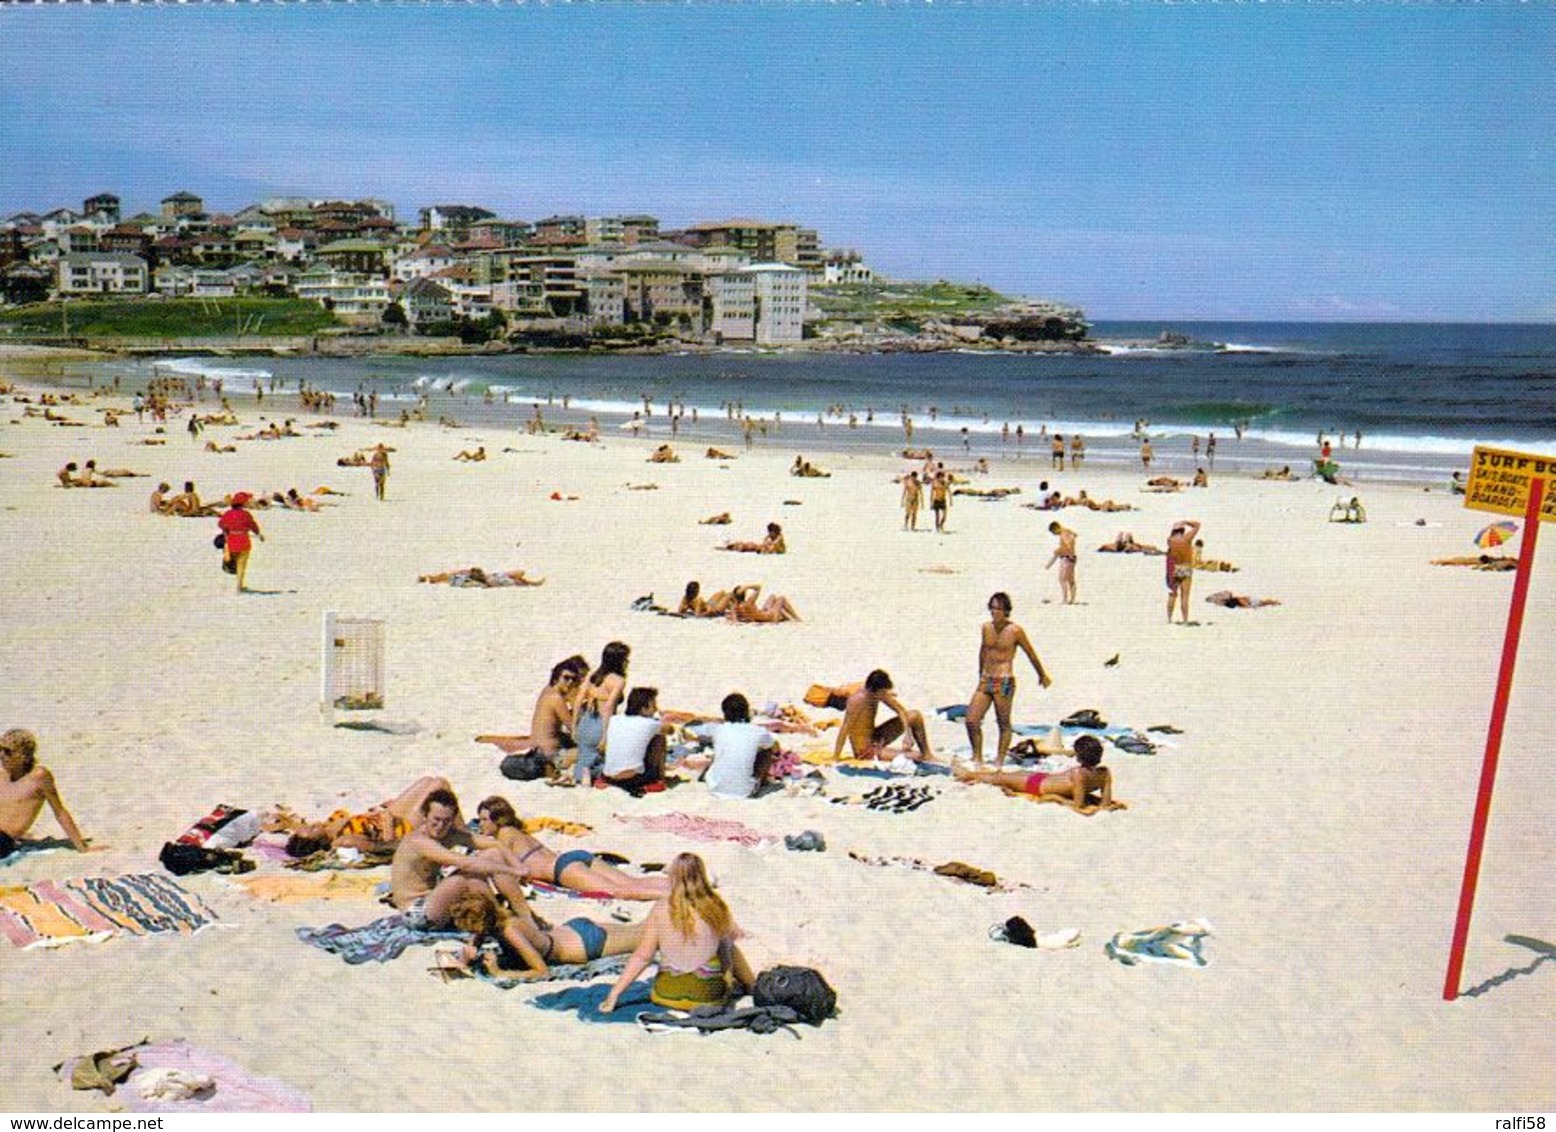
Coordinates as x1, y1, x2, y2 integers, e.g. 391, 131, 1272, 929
57, 1040, 311, 1112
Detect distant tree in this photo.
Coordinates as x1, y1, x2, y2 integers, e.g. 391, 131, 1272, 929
381, 301, 408, 329
0, 274, 49, 306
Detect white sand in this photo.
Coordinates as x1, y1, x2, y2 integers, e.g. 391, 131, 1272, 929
1, 375, 1552, 1112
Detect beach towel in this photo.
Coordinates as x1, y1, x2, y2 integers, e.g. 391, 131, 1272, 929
803, 683, 860, 711
0, 875, 220, 949
58, 1040, 311, 1113
612, 812, 778, 848
442, 952, 628, 988
1105, 919, 1214, 968
224, 872, 386, 903
529, 979, 655, 1024
830, 782, 939, 812
835, 762, 951, 779
282, 846, 395, 872
295, 913, 463, 964
526, 879, 614, 902
175, 804, 260, 849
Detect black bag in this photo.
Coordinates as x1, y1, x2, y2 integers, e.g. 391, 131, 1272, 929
159, 841, 253, 876
500, 750, 551, 781
213, 533, 226, 550
752, 965, 837, 1026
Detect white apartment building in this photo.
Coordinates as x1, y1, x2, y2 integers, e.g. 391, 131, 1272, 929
707, 272, 756, 342
295, 266, 390, 321
750, 263, 806, 345
57, 253, 148, 295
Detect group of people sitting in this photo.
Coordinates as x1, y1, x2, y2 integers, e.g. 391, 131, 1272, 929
57, 460, 132, 488
676, 581, 802, 623
268, 775, 753, 1007
790, 456, 831, 478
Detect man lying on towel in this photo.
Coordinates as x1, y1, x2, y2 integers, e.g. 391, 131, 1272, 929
954, 735, 1126, 815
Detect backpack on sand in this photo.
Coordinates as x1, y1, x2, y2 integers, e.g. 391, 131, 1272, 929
752, 965, 837, 1026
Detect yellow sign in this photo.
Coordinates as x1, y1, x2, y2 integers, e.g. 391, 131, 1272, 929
1465, 445, 1556, 521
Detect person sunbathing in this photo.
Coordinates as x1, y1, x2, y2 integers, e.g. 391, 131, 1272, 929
705, 447, 734, 460
791, 456, 831, 477
474, 796, 669, 901
1431, 554, 1518, 571
1191, 468, 1209, 488
149, 482, 173, 514
1097, 531, 1162, 554
336, 451, 370, 467
720, 522, 785, 554
282, 488, 325, 511
648, 444, 681, 464
1261, 466, 1295, 480
454, 446, 487, 462
1204, 590, 1282, 608
1144, 476, 1183, 492
268, 775, 452, 857
954, 734, 1125, 815
205, 440, 237, 454
727, 585, 802, 623
447, 887, 646, 979
698, 512, 732, 525
1192, 541, 1239, 572
418, 567, 544, 588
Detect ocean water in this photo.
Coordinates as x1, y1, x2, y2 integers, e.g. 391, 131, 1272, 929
59, 321, 1556, 483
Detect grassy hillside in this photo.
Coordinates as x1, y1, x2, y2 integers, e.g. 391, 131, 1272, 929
0, 298, 339, 338
809, 280, 1014, 321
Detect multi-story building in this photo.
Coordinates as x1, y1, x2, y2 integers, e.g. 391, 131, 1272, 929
822, 251, 875, 284
682, 219, 801, 266
531, 215, 587, 247
750, 263, 807, 345
487, 253, 584, 318
82, 194, 120, 226
706, 271, 756, 343
580, 270, 626, 326
294, 266, 390, 320
57, 253, 149, 295
418, 205, 495, 240
392, 243, 457, 283
161, 191, 204, 220
398, 277, 456, 328
315, 238, 390, 276
618, 261, 706, 333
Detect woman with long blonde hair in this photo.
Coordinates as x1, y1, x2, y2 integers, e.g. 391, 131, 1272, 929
600, 852, 755, 1012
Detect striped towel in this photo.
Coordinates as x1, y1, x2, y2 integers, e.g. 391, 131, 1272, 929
0, 874, 220, 949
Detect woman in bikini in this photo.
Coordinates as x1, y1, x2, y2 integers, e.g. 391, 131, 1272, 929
447, 887, 644, 979
600, 852, 756, 1013
953, 735, 1126, 815
571, 641, 628, 784
474, 796, 668, 900
727, 585, 802, 623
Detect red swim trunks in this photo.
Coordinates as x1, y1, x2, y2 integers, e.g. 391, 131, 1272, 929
1023, 772, 1048, 795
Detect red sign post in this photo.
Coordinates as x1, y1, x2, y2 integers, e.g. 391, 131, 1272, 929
1443, 447, 1552, 1001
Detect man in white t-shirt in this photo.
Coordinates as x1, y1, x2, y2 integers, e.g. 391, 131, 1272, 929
696, 693, 778, 800
600, 686, 669, 795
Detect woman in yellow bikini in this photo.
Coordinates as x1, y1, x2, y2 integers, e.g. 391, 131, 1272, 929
600, 852, 756, 1013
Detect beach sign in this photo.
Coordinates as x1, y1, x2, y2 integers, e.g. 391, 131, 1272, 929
1463, 445, 1556, 522
1445, 446, 1550, 1001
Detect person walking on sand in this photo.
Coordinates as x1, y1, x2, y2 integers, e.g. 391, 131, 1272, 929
1140, 439, 1154, 471
1165, 519, 1202, 624
370, 443, 390, 501
1051, 434, 1065, 471
217, 492, 264, 594
1046, 521, 1079, 604
964, 593, 1051, 768
929, 470, 952, 532
1, 729, 92, 856
900, 470, 923, 531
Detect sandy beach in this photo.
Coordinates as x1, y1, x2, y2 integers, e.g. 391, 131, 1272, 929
1, 356, 1552, 1113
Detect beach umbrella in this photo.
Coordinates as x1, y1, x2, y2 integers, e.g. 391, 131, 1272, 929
1474, 521, 1519, 549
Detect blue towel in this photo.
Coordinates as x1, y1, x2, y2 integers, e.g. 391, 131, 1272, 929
530, 979, 654, 1023
296, 914, 464, 965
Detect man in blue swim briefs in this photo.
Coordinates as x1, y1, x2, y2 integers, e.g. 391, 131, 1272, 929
964, 593, 1052, 768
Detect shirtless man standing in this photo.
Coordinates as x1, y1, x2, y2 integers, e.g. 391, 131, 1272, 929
964, 593, 1051, 767
834, 669, 936, 763
1166, 519, 1202, 624
901, 471, 923, 531
0, 729, 90, 857
1046, 521, 1079, 604
388, 788, 529, 929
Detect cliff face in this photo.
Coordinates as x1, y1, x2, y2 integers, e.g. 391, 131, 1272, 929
807, 282, 1091, 351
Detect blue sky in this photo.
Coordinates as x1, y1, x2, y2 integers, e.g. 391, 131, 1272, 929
2, 3, 1551, 321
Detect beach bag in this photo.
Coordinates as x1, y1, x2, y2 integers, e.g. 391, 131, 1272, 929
500, 750, 550, 781
752, 965, 837, 1026
159, 841, 252, 876
213, 533, 226, 550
